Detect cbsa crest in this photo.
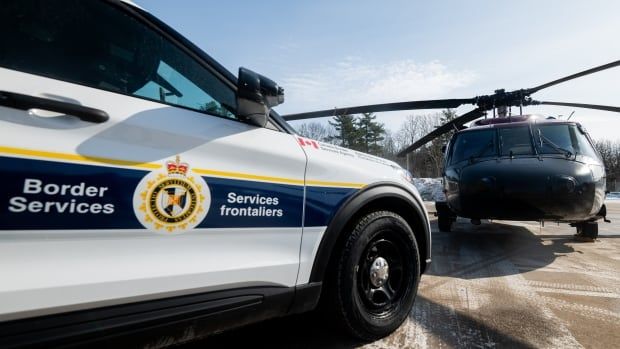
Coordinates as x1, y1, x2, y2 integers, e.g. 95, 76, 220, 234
133, 156, 210, 233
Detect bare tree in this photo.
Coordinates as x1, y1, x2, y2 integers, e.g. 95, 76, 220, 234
594, 139, 620, 191
296, 122, 335, 142
394, 113, 446, 177
380, 130, 399, 162
395, 115, 432, 149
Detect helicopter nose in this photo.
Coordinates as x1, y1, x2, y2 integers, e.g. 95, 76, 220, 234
479, 176, 496, 191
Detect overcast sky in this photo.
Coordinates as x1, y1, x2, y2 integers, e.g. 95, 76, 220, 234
138, 0, 620, 140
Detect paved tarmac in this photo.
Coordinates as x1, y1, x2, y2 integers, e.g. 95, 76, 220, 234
185, 202, 620, 349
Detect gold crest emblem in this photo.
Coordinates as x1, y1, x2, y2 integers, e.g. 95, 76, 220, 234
133, 156, 210, 233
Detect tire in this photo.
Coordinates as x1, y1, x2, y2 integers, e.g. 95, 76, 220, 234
327, 211, 421, 341
437, 214, 452, 232
435, 202, 454, 232
574, 221, 598, 241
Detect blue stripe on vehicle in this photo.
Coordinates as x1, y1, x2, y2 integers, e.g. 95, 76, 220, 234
0, 156, 357, 230
304, 186, 357, 226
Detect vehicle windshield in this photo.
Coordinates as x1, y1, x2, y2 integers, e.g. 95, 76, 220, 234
450, 129, 496, 165
533, 124, 599, 159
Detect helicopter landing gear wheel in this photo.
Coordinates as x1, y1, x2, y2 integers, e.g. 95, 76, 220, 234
574, 222, 598, 242
438, 215, 452, 232
435, 202, 455, 232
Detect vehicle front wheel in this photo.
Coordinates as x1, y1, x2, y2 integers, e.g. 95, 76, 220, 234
328, 211, 421, 341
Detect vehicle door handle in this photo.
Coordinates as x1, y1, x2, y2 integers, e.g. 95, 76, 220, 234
0, 91, 109, 123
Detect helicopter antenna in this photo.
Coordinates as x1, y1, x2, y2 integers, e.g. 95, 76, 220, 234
567, 111, 575, 121
497, 105, 507, 118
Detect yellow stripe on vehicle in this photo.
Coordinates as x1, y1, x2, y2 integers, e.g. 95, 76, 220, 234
192, 168, 305, 185
0, 146, 160, 169
0, 146, 366, 188
306, 180, 366, 188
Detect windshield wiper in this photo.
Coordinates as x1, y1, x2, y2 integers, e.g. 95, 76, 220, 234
537, 129, 573, 158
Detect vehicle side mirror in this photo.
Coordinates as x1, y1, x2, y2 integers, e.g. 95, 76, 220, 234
236, 67, 284, 127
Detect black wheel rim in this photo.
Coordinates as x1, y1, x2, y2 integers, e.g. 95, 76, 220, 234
357, 229, 413, 316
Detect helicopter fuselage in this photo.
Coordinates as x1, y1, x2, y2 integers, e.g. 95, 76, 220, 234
442, 117, 606, 223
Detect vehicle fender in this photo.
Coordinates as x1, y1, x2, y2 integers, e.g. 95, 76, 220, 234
308, 182, 431, 284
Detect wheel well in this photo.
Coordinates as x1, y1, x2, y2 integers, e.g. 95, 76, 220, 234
322, 196, 429, 283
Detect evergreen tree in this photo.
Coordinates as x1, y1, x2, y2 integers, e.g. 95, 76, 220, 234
200, 101, 234, 118
327, 114, 361, 149
357, 113, 385, 155
438, 109, 458, 144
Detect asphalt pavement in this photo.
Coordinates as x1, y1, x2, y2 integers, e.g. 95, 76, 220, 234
184, 202, 620, 349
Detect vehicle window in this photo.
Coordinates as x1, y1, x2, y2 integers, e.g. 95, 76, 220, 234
450, 130, 496, 165
499, 126, 533, 156
0, 0, 236, 119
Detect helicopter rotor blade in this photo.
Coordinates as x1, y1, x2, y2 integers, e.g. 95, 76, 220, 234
282, 98, 475, 120
527, 60, 620, 94
536, 101, 620, 113
396, 108, 485, 157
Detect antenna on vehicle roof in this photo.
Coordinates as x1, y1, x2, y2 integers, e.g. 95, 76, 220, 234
567, 110, 575, 121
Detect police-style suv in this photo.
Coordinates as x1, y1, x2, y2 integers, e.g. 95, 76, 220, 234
0, 1, 431, 347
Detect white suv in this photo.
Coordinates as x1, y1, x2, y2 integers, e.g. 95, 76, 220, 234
0, 1, 431, 347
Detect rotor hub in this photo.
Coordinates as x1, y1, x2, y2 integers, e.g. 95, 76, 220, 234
474, 88, 534, 111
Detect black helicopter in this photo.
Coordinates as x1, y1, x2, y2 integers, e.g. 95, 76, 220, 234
283, 60, 620, 240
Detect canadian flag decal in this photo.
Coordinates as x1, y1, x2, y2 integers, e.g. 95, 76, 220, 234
297, 137, 319, 149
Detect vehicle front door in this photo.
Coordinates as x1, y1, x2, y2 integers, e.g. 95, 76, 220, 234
0, 0, 306, 321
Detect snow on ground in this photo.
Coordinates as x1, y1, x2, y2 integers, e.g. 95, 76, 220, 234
412, 178, 445, 202
606, 192, 620, 200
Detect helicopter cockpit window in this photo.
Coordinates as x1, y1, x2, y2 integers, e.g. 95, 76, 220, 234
534, 124, 598, 159
499, 126, 534, 156
535, 124, 574, 157
573, 127, 600, 159
450, 129, 496, 165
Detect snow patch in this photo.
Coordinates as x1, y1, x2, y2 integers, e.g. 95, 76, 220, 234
412, 178, 445, 202
605, 192, 620, 200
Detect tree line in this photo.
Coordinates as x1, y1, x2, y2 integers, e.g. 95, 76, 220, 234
296, 111, 620, 189
296, 110, 457, 178
593, 140, 620, 191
